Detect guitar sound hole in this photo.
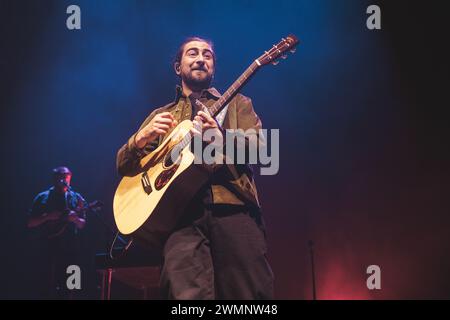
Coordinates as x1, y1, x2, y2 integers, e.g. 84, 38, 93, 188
164, 153, 174, 168
164, 146, 182, 168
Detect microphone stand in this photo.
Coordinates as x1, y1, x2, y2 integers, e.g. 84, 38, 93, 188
308, 240, 317, 300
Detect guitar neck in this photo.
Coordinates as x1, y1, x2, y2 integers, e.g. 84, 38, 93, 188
73, 201, 100, 215
209, 61, 260, 118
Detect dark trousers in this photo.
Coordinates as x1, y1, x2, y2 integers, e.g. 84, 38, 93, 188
159, 205, 274, 300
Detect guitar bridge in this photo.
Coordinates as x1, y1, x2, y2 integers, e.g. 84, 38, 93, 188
141, 172, 153, 195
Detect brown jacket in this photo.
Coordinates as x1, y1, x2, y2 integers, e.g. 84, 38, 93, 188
116, 87, 263, 209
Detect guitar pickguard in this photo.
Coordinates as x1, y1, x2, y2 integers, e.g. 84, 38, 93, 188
154, 165, 179, 190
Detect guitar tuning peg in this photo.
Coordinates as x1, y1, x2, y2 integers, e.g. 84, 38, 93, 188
272, 60, 279, 66
290, 48, 296, 53
281, 54, 287, 59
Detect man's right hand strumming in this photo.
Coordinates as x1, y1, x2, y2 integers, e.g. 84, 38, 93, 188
135, 112, 178, 149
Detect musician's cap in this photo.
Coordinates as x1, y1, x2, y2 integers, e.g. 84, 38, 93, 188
52, 166, 72, 176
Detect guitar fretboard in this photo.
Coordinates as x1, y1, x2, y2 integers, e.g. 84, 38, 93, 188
209, 61, 259, 117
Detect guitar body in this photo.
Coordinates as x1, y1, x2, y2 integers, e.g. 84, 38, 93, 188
37, 216, 69, 240
34, 200, 102, 240
47, 220, 69, 239
113, 120, 209, 249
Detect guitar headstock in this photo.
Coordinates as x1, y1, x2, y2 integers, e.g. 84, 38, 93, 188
256, 34, 299, 66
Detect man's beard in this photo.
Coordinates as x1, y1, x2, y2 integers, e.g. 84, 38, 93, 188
182, 70, 213, 92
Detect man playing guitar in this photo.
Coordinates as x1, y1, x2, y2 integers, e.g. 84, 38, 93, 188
116, 37, 275, 299
27, 166, 87, 298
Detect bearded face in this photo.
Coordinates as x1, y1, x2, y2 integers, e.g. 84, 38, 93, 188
176, 40, 215, 91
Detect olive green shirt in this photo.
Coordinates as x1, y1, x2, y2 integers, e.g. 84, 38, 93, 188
116, 86, 263, 209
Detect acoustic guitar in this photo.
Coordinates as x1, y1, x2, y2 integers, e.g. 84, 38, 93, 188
38, 200, 103, 239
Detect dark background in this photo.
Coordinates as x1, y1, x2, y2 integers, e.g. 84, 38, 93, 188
0, 0, 449, 299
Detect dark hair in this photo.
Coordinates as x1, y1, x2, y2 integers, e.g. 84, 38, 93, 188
174, 36, 216, 70
52, 166, 72, 176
